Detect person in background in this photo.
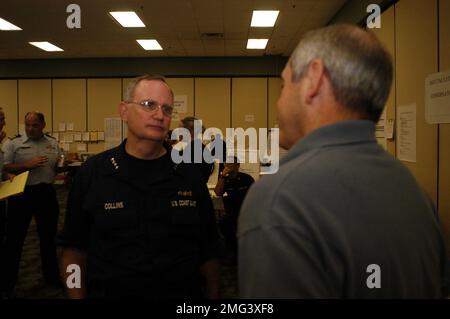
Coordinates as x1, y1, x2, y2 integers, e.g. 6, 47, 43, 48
58, 75, 221, 299
238, 24, 449, 298
0, 107, 8, 297
214, 156, 254, 264
1, 112, 62, 295
178, 116, 214, 183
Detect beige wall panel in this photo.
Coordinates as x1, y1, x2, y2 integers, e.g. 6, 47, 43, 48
395, 0, 438, 203
87, 79, 122, 153
53, 79, 87, 153
438, 0, 450, 256
268, 77, 281, 129
232, 78, 267, 130
195, 78, 231, 134
371, 6, 396, 156
0, 80, 18, 137
18, 80, 52, 132
166, 78, 194, 130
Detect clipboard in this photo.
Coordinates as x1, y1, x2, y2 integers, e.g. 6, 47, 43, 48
0, 171, 29, 200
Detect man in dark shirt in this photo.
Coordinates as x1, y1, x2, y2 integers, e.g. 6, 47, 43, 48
214, 157, 254, 263
58, 75, 221, 299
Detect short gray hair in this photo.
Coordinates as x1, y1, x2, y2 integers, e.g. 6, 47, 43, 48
290, 24, 393, 122
124, 74, 174, 102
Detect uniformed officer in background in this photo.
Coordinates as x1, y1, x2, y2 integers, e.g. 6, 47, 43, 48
1, 111, 62, 295
59, 75, 221, 299
214, 156, 254, 264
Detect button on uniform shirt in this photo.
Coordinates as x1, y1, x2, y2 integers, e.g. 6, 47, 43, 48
2, 135, 61, 185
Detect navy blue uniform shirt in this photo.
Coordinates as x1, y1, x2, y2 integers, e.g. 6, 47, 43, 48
58, 141, 221, 298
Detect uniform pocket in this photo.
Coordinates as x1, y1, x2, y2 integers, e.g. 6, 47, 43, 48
15, 148, 34, 162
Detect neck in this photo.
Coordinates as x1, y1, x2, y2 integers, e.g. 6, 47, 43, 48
125, 135, 166, 160
305, 102, 363, 136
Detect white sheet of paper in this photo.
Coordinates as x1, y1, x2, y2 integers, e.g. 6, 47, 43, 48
65, 133, 74, 143
97, 131, 105, 141
74, 133, 82, 141
104, 118, 122, 150
82, 132, 90, 141
386, 119, 394, 139
67, 123, 74, 131
425, 69, 450, 123
59, 123, 66, 132
174, 95, 188, 113
62, 143, 70, 152
397, 104, 416, 163
77, 143, 87, 152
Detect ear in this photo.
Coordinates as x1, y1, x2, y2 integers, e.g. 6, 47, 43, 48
304, 59, 326, 104
118, 102, 128, 122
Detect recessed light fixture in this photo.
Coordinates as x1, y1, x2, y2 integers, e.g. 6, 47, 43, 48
109, 11, 145, 27
247, 39, 268, 49
136, 39, 163, 50
29, 42, 63, 52
251, 10, 279, 27
0, 17, 22, 30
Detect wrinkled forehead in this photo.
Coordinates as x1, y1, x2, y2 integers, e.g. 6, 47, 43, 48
135, 79, 174, 102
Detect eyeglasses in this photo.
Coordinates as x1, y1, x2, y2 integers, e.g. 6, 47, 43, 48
126, 99, 175, 117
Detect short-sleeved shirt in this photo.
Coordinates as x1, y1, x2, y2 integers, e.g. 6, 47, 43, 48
58, 140, 221, 298
238, 120, 448, 298
2, 134, 60, 185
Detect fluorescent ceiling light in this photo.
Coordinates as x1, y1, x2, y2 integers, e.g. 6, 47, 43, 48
137, 39, 163, 50
251, 10, 279, 27
0, 17, 22, 30
29, 42, 63, 52
247, 39, 268, 49
109, 11, 145, 27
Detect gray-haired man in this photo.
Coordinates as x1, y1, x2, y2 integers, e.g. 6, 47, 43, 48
238, 24, 448, 298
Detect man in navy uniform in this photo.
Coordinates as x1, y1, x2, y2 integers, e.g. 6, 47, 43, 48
58, 75, 221, 299
1, 111, 62, 294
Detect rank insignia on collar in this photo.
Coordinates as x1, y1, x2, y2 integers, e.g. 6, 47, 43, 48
110, 157, 119, 170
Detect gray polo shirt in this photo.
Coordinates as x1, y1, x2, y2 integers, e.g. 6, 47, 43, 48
238, 120, 447, 298
2, 134, 61, 185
